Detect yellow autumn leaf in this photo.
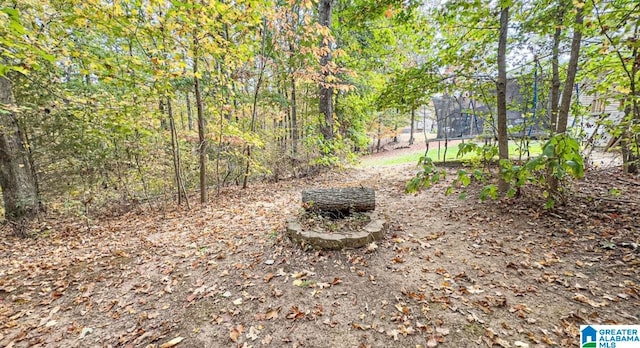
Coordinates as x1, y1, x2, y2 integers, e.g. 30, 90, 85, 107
303, 0, 313, 9
616, 85, 631, 94
112, 3, 124, 16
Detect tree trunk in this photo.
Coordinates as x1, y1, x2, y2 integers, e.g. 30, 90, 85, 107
496, 6, 510, 193
547, 3, 584, 194
620, 104, 637, 173
302, 187, 375, 213
0, 76, 40, 234
243, 17, 267, 189
409, 108, 415, 145
291, 74, 298, 155
393, 120, 398, 143
550, 1, 566, 134
556, 4, 584, 134
376, 113, 382, 152
193, 39, 207, 204
167, 97, 188, 208
185, 91, 193, 131
622, 23, 640, 174
282, 75, 290, 148
318, 0, 334, 141
216, 97, 224, 195
159, 98, 171, 130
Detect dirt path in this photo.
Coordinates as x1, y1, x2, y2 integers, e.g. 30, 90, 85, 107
1, 161, 639, 348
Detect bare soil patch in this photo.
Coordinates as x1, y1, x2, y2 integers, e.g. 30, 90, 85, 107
1, 159, 639, 348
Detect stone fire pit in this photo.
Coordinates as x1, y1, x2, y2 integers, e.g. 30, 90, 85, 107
286, 187, 387, 250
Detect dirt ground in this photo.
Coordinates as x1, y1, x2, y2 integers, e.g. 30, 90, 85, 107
1, 149, 639, 348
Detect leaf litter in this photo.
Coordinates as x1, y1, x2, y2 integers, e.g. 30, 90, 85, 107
0, 162, 638, 347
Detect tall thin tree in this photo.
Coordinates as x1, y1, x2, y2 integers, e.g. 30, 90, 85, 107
318, 0, 334, 141
556, 2, 584, 134
496, 4, 510, 193
193, 34, 207, 204
243, 18, 268, 189
549, 0, 567, 134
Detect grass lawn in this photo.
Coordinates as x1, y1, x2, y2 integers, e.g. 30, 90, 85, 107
360, 140, 544, 167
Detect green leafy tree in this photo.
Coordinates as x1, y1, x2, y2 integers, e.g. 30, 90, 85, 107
0, 3, 54, 233
589, 0, 640, 173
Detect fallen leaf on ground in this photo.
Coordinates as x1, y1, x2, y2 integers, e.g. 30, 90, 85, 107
159, 337, 184, 348
266, 308, 279, 320
573, 293, 607, 307
261, 334, 272, 345
286, 306, 306, 320
246, 326, 260, 341
435, 327, 450, 335
317, 282, 331, 288
466, 286, 485, 294
495, 337, 511, 347
230, 325, 244, 342
387, 329, 399, 341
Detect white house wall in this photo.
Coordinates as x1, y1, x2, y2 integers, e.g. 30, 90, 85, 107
569, 94, 623, 146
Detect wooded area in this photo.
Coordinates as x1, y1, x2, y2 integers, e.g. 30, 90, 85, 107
1, 1, 640, 347
0, 0, 639, 231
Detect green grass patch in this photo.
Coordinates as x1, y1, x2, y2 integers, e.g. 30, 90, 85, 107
359, 140, 543, 167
